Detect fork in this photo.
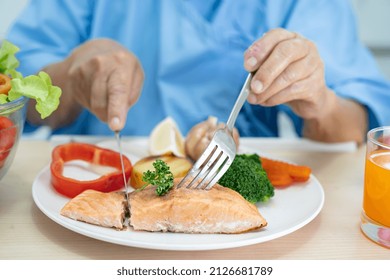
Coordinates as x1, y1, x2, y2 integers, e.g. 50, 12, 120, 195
177, 72, 253, 190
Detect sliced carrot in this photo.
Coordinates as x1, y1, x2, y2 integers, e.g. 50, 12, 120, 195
260, 157, 291, 187
260, 156, 311, 187
288, 164, 311, 182
266, 171, 294, 187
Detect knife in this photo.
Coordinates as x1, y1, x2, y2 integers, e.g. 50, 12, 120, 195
114, 131, 130, 212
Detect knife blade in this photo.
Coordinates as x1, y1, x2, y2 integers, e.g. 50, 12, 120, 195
114, 131, 130, 211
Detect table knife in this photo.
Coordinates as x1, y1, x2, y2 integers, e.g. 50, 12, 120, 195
114, 131, 130, 211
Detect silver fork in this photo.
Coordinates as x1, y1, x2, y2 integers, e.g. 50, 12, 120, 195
177, 72, 253, 190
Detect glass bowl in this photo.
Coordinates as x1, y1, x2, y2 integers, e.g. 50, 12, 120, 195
0, 96, 28, 180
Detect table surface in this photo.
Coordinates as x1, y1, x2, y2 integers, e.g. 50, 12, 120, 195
1, 138, 389, 260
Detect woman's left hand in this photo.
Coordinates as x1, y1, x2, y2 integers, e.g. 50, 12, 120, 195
243, 28, 368, 144
243, 28, 331, 120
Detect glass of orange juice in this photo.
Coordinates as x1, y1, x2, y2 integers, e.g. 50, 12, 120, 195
361, 126, 390, 248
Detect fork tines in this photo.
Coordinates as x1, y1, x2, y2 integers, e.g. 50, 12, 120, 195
177, 130, 235, 190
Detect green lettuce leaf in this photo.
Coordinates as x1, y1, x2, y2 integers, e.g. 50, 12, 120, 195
1, 41, 61, 119
8, 72, 61, 119
0, 40, 20, 77
35, 73, 61, 119
0, 94, 8, 104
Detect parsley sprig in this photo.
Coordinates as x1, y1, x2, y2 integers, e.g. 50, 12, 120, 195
141, 159, 174, 196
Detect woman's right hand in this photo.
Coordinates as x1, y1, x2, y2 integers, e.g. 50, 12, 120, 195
66, 39, 144, 131
29, 38, 144, 131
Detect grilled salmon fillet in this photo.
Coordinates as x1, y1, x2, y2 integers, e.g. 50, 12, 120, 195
60, 189, 126, 229
129, 179, 267, 233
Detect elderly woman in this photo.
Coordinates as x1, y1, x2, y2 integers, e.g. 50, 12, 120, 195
7, 0, 390, 144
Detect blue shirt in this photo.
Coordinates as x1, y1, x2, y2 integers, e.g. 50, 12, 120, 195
7, 0, 390, 136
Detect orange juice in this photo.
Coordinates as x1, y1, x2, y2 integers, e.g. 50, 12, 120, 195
363, 150, 390, 227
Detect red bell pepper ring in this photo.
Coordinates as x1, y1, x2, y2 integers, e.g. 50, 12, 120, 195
50, 142, 132, 198
0, 116, 17, 168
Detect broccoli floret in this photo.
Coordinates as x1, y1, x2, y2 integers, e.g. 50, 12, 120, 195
218, 154, 274, 204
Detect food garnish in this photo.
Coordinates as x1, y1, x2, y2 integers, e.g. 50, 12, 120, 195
218, 154, 274, 204
50, 142, 132, 198
0, 40, 61, 118
149, 117, 185, 157
260, 157, 311, 187
140, 159, 174, 196
130, 155, 191, 189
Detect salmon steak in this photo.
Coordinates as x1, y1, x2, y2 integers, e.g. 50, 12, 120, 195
60, 189, 126, 230
128, 179, 267, 234
60, 180, 267, 233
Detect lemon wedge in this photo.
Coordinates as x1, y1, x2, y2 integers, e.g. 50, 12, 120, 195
149, 117, 186, 157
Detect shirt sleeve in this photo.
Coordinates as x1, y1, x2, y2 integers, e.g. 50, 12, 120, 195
5, 0, 95, 134
268, 0, 390, 132
5, 0, 94, 76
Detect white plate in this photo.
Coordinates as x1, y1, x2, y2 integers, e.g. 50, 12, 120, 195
32, 138, 324, 251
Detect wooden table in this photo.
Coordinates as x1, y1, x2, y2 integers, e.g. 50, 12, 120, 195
0, 138, 389, 259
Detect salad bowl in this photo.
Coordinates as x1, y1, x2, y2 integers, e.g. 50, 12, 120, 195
0, 96, 28, 180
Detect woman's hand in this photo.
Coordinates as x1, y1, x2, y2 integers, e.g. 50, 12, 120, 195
28, 39, 144, 131
243, 28, 367, 143
66, 39, 144, 131
244, 28, 329, 119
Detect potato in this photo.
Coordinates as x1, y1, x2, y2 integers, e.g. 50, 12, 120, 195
130, 155, 192, 189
